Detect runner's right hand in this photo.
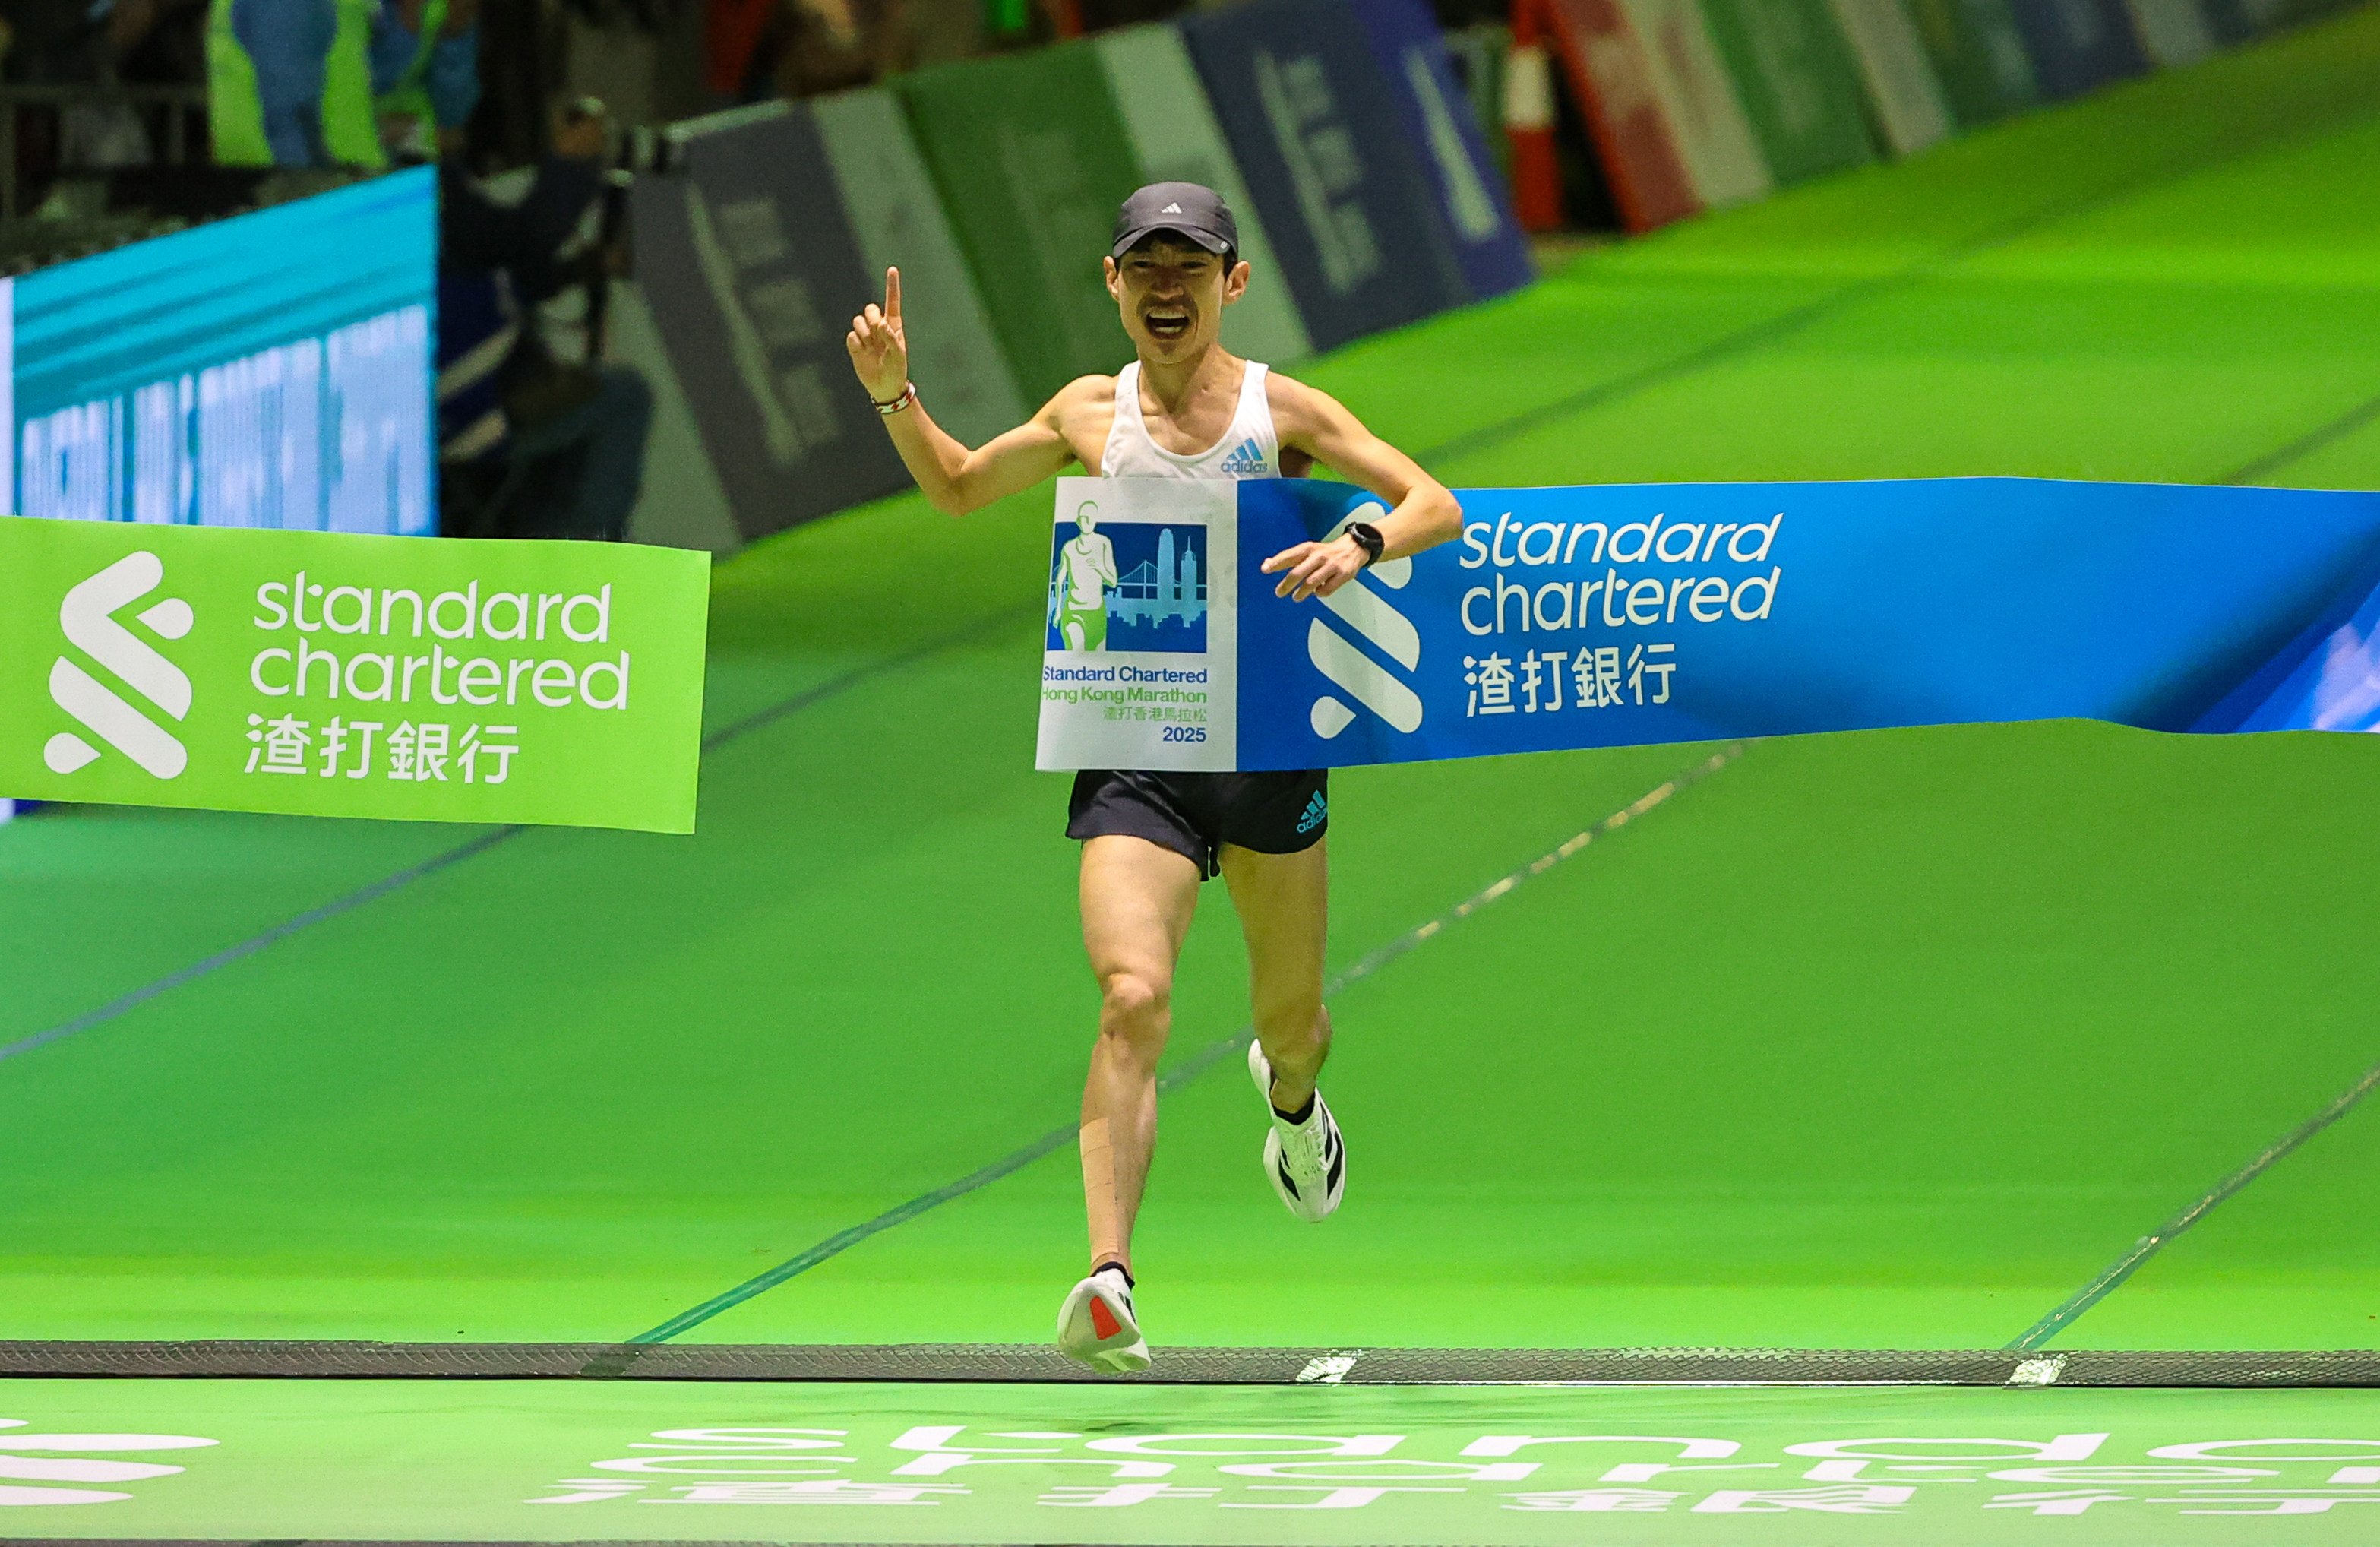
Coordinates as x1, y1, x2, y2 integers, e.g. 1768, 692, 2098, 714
846, 267, 909, 402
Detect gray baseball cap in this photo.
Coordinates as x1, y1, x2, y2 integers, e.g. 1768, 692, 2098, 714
1112, 182, 1239, 260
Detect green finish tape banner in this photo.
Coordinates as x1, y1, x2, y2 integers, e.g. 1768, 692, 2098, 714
899, 44, 1147, 404
1697, 0, 1881, 186
1, 518, 710, 833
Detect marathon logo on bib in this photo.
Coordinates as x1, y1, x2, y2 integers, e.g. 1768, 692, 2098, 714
1038, 477, 1238, 773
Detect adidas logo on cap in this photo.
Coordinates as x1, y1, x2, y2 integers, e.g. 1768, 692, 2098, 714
1161, 201, 1183, 213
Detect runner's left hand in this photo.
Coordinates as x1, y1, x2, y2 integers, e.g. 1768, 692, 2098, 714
1262, 536, 1366, 602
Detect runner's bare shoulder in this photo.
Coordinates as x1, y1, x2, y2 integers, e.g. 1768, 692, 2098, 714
1042, 374, 1123, 463
1261, 370, 1332, 478
1049, 373, 1119, 412
1260, 369, 1344, 433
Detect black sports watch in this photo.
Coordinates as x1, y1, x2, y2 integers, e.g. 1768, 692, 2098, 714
1344, 520, 1386, 568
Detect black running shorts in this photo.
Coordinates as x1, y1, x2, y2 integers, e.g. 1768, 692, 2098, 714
1067, 768, 1329, 878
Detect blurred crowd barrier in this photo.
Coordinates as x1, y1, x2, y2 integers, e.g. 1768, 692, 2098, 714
2, 0, 2369, 557
1506, 0, 2366, 233
620, 0, 1535, 548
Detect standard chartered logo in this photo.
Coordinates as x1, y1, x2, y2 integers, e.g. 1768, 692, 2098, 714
1307, 502, 1424, 740
44, 550, 194, 780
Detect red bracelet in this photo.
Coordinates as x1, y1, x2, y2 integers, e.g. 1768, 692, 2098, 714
871, 383, 915, 416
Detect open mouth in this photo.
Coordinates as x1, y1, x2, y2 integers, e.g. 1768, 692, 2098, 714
1143, 308, 1191, 342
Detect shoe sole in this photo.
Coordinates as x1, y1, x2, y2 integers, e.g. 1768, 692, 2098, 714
1250, 1040, 1344, 1223
1056, 1275, 1150, 1374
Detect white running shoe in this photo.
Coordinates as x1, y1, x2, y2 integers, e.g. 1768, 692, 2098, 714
1248, 1038, 1346, 1223
1056, 1266, 1150, 1374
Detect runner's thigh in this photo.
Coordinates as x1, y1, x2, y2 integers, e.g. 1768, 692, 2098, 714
1218, 840, 1328, 1014
1080, 834, 1203, 990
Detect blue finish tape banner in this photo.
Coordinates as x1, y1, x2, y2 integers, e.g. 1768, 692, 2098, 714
1179, 0, 1469, 352
5, 170, 435, 536
1345, 0, 1535, 301
1034, 476, 2380, 774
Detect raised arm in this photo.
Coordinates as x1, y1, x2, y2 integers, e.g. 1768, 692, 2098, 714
1263, 377, 1465, 600
846, 266, 1082, 516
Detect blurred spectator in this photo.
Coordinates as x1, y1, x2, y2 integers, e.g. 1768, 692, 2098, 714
57, 2, 207, 170
207, 0, 381, 166
706, 0, 907, 100
107, 0, 210, 85
2, 0, 99, 84
205, 0, 478, 169
6, 0, 208, 216
371, 0, 482, 157
768, 0, 901, 95
466, 0, 561, 170
437, 106, 653, 542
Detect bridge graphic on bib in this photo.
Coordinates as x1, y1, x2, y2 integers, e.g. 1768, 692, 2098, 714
1111, 527, 1206, 628
1048, 517, 1208, 654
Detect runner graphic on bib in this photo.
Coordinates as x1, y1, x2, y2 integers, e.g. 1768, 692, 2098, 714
1051, 501, 1119, 652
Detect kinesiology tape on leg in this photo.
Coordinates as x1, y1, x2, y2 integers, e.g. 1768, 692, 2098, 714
1079, 1117, 1127, 1267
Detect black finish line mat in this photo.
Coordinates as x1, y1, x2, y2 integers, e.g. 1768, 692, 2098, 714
4, 1342, 2378, 1387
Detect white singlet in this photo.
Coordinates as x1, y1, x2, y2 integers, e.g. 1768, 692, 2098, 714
1099, 360, 1279, 480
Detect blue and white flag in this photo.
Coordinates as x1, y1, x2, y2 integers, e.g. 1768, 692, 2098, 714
1034, 476, 2380, 773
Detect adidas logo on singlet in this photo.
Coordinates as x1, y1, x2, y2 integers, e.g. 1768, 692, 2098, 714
1216, 438, 1268, 476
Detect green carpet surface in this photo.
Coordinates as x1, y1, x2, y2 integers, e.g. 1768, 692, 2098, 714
4, 1378, 2380, 1542
1, 8, 2377, 1362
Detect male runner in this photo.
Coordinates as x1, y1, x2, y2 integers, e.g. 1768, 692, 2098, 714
845, 182, 1462, 1371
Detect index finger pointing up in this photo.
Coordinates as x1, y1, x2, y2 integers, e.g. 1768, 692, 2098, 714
885, 266, 902, 321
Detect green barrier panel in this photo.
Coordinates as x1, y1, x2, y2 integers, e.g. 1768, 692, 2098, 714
1092, 24, 1314, 365
812, 87, 1028, 448
898, 45, 1146, 405
1614, 0, 1775, 209
0, 517, 709, 832
2126, 0, 2220, 62
1697, 0, 1880, 185
1827, 0, 1955, 154
1901, 0, 2043, 125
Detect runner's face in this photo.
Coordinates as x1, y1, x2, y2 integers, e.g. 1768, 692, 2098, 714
1106, 240, 1245, 364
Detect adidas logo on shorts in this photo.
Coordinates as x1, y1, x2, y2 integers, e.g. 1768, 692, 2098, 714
1295, 791, 1327, 834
